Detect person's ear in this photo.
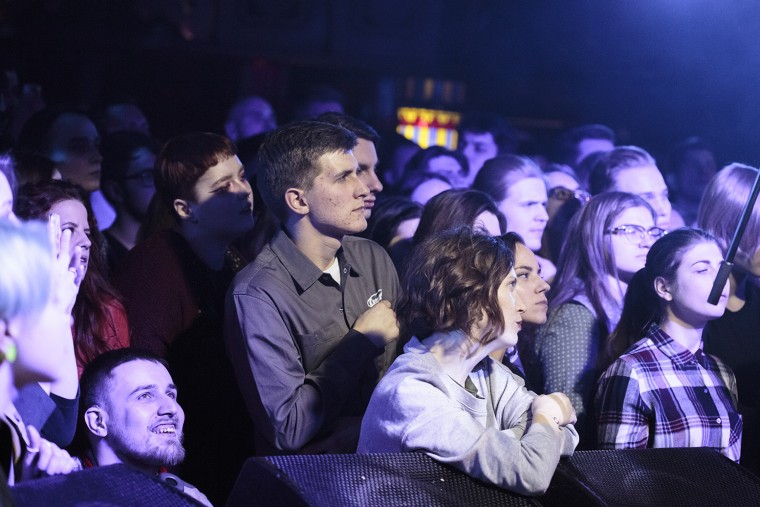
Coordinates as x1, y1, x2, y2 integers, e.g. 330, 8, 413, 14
173, 198, 196, 222
654, 276, 673, 301
0, 320, 17, 365
284, 188, 309, 216
84, 407, 108, 437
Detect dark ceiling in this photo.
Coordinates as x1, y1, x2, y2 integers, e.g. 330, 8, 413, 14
4, 0, 760, 165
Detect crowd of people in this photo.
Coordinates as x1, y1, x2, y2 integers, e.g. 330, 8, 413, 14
0, 80, 758, 505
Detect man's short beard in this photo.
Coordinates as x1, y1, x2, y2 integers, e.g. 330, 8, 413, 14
148, 438, 186, 467
109, 425, 186, 470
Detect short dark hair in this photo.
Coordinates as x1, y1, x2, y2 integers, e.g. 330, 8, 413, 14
17, 106, 94, 154
256, 121, 357, 221
80, 348, 169, 412
588, 145, 657, 195
543, 163, 580, 186
155, 132, 237, 216
499, 231, 525, 252
397, 146, 468, 196
362, 196, 422, 249
413, 188, 505, 245
555, 123, 616, 167
398, 227, 514, 345
458, 112, 518, 154
9, 150, 57, 187
316, 112, 380, 145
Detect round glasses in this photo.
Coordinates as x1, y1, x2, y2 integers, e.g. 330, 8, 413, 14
607, 224, 666, 244
121, 170, 156, 188
548, 186, 591, 204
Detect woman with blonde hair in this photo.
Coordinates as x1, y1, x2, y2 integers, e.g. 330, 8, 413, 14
0, 219, 80, 485
698, 163, 760, 473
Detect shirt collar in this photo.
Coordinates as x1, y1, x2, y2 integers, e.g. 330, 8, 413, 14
270, 228, 359, 292
648, 323, 707, 368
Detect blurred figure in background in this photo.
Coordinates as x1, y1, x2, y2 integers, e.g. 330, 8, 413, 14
92, 100, 151, 137
457, 111, 518, 185
99, 131, 161, 272
17, 106, 115, 229
291, 84, 345, 121
666, 137, 718, 226
541, 163, 590, 266
224, 95, 277, 142
362, 195, 422, 252
395, 146, 466, 205
554, 124, 616, 174
390, 188, 504, 275
376, 132, 420, 191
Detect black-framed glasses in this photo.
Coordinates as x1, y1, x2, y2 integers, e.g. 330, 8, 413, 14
549, 186, 591, 204
121, 170, 156, 188
607, 224, 666, 244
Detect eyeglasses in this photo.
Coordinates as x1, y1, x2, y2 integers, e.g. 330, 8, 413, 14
548, 186, 591, 203
121, 170, 156, 188
607, 224, 666, 244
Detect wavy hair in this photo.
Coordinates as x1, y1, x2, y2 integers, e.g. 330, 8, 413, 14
398, 227, 514, 347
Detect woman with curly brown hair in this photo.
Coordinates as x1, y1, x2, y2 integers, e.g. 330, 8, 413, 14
358, 227, 577, 496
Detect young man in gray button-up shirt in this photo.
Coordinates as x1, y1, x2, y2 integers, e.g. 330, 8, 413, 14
225, 121, 400, 454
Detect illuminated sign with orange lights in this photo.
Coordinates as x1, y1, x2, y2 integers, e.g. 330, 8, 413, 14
397, 107, 461, 150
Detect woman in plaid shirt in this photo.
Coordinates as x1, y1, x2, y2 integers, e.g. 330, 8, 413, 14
595, 228, 742, 461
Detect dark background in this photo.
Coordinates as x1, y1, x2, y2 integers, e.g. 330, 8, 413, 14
4, 0, 759, 165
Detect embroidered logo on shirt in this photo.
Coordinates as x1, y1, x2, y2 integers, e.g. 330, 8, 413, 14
367, 289, 383, 307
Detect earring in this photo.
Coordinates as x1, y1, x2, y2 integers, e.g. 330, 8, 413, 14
0, 337, 17, 364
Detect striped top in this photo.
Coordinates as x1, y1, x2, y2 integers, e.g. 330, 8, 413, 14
595, 324, 742, 461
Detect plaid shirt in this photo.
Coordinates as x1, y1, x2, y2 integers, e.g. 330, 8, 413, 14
595, 324, 742, 461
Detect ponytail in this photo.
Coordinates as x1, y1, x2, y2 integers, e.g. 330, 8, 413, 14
599, 267, 660, 370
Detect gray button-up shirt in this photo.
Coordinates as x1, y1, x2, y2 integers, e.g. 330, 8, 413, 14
225, 229, 400, 453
